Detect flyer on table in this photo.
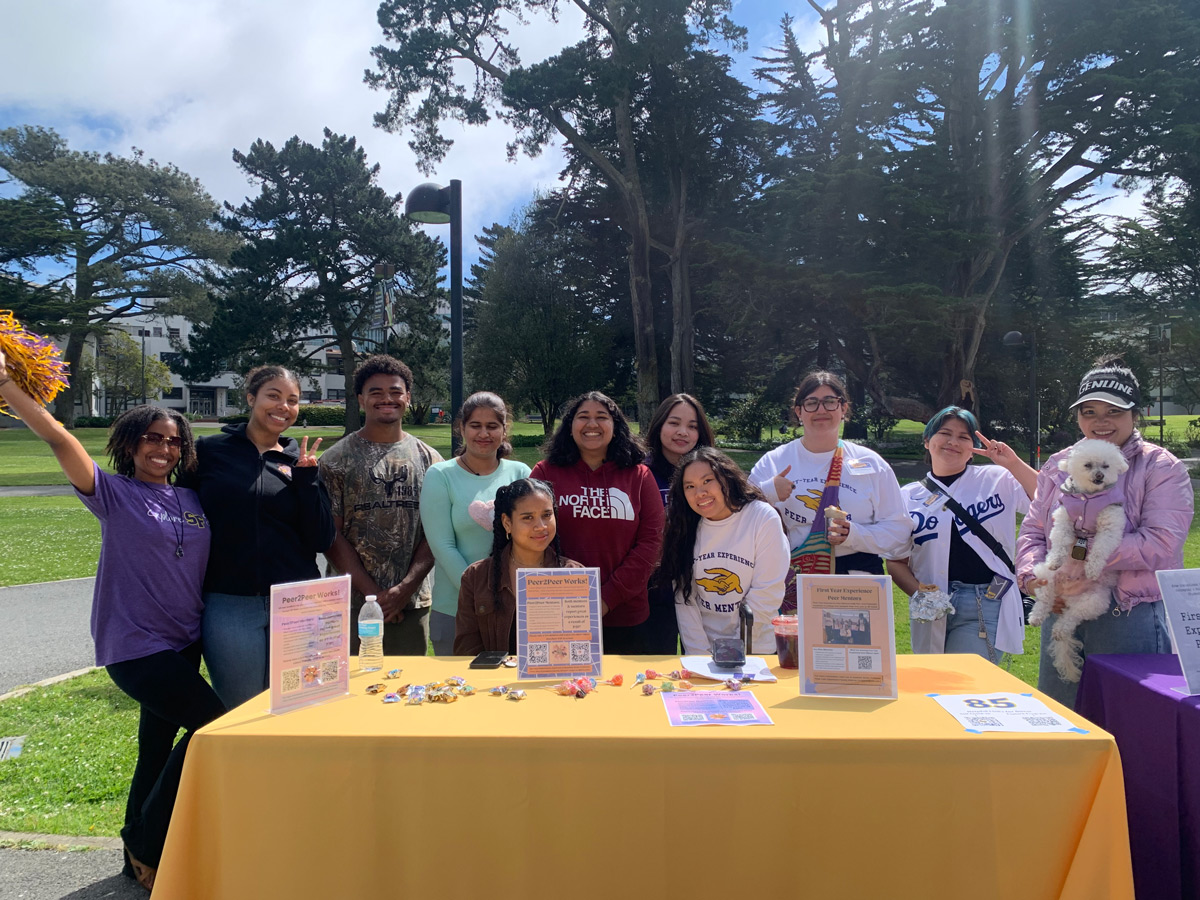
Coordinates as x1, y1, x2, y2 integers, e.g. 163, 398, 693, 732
661, 690, 774, 727
1156, 569, 1200, 695
269, 575, 351, 714
797, 574, 897, 699
931, 692, 1086, 734
516, 567, 603, 680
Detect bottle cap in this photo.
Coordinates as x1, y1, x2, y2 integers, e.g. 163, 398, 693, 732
365, 594, 377, 603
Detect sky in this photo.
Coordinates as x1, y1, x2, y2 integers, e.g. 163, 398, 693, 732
0, 0, 823, 270
0, 0, 1141, 275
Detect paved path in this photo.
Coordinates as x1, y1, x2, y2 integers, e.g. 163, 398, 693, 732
0, 846, 144, 899
0, 579, 97, 695
0, 486, 76, 498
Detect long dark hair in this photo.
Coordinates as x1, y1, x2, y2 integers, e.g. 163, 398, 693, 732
542, 391, 644, 468
106, 405, 197, 482
453, 391, 512, 459
644, 393, 716, 468
488, 478, 563, 602
659, 447, 766, 604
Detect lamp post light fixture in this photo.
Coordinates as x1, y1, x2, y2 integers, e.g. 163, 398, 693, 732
404, 180, 462, 454
1002, 329, 1039, 468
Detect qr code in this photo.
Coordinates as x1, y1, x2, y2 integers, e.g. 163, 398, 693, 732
569, 641, 591, 664
528, 643, 549, 665
965, 716, 1003, 727
729, 713, 757, 721
320, 659, 339, 682
855, 655, 873, 671
1022, 717, 1061, 727
280, 668, 301, 694
680, 714, 705, 722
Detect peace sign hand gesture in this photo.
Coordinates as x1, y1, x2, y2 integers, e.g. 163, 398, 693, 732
974, 431, 1039, 497
297, 436, 322, 467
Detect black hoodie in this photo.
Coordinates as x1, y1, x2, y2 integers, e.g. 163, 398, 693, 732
178, 424, 335, 596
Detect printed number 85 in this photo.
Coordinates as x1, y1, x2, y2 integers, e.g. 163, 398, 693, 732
963, 698, 1016, 709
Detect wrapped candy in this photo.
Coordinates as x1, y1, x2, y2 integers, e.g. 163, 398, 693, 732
602, 674, 624, 687
406, 685, 427, 705
677, 680, 695, 691
446, 675, 466, 686
507, 690, 527, 701
642, 683, 657, 696
365, 683, 386, 694
660, 681, 676, 693
910, 584, 955, 622
429, 688, 458, 703
644, 669, 661, 680
459, 685, 476, 696
0, 311, 70, 418
382, 692, 403, 703
490, 686, 510, 696
723, 679, 744, 692
386, 668, 403, 679
633, 673, 646, 687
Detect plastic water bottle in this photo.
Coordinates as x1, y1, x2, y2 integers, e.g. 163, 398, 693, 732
358, 594, 384, 672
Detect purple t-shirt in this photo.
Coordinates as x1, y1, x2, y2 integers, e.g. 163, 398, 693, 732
75, 464, 210, 666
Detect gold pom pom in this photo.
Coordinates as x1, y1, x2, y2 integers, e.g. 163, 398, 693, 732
0, 311, 70, 418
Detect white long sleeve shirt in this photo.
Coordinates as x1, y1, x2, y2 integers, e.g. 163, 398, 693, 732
675, 500, 790, 655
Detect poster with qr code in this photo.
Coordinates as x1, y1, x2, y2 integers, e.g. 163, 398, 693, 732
930, 693, 1088, 734
661, 690, 774, 727
798, 574, 897, 699
516, 567, 602, 680
269, 575, 351, 715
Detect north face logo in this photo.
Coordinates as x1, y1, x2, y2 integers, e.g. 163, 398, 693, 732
558, 487, 635, 520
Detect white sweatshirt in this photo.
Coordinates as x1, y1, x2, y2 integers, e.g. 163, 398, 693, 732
674, 500, 790, 655
749, 439, 910, 563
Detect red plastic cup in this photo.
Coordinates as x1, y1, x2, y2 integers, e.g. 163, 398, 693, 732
772, 614, 799, 668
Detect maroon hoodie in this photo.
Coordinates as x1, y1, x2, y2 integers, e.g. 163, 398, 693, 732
531, 458, 665, 627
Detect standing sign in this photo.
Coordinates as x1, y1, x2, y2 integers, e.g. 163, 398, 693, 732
1156, 569, 1200, 695
269, 575, 351, 714
515, 567, 603, 680
797, 574, 897, 699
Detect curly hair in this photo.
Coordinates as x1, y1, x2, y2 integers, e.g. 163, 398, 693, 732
353, 355, 413, 396
488, 478, 563, 602
644, 394, 716, 468
106, 405, 197, 481
454, 391, 512, 460
658, 447, 766, 604
542, 391, 645, 468
245, 365, 301, 398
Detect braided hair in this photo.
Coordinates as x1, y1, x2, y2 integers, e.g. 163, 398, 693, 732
488, 478, 563, 605
105, 405, 197, 481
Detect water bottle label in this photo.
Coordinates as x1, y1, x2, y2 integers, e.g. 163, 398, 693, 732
358, 622, 382, 638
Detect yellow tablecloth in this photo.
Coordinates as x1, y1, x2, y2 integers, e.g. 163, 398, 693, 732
154, 655, 1132, 900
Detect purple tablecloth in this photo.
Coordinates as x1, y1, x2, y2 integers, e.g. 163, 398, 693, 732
1075, 654, 1200, 900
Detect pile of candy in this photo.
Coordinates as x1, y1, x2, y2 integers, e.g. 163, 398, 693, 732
372, 674, 479, 704
635, 669, 698, 695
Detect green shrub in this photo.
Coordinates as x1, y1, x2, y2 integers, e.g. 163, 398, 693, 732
509, 433, 548, 448
217, 414, 249, 424
72, 416, 113, 428
1187, 418, 1200, 448
297, 405, 364, 427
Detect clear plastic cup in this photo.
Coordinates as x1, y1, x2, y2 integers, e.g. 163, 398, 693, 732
772, 614, 799, 668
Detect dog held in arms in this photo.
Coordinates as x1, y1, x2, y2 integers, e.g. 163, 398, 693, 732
1029, 439, 1129, 682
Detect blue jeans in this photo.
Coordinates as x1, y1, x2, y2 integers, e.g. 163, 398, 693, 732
1037, 598, 1170, 709
945, 582, 1001, 661
201, 592, 270, 711
428, 609, 456, 656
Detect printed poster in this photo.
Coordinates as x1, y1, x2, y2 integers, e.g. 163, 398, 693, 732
660, 690, 774, 727
269, 575, 351, 714
930, 693, 1087, 734
516, 567, 602, 680
1156, 569, 1200, 694
798, 574, 897, 699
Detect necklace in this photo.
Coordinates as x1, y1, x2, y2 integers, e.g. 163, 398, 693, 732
458, 455, 482, 476
135, 479, 185, 558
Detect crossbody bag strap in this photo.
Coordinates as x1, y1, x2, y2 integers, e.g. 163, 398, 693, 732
920, 476, 1015, 573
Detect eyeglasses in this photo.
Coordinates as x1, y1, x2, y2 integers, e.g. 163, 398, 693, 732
140, 433, 183, 448
799, 396, 845, 412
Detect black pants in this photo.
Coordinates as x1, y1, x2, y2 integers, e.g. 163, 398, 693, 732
640, 582, 680, 655
106, 642, 226, 868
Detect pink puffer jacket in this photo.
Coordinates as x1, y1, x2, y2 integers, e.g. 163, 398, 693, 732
1016, 431, 1194, 610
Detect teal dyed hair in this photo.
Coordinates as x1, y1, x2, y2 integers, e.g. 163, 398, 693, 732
923, 406, 983, 448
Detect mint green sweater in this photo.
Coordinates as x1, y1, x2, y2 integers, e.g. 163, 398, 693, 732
418, 457, 531, 616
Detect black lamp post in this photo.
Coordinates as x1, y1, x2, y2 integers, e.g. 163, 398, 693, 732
1002, 330, 1039, 467
404, 180, 462, 454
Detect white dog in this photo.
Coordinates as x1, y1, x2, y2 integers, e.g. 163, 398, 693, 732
1029, 439, 1129, 682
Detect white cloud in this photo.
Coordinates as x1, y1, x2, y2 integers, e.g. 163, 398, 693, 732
0, 0, 590, 257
